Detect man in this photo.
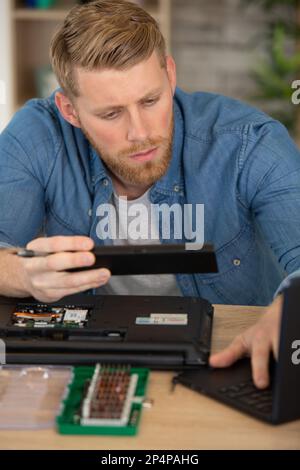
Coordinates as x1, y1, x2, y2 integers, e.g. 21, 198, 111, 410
0, 0, 299, 389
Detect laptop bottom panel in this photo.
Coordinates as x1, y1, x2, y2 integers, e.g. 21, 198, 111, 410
0, 294, 214, 370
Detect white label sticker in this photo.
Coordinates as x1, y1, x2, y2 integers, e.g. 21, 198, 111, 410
135, 313, 188, 326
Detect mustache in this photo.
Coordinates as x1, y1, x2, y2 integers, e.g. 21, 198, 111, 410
117, 137, 167, 158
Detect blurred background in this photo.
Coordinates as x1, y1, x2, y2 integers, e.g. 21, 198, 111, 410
1, 0, 300, 144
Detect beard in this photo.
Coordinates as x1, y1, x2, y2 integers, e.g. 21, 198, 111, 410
79, 115, 174, 187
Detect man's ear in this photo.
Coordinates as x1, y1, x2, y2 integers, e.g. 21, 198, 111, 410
54, 91, 81, 128
166, 55, 177, 96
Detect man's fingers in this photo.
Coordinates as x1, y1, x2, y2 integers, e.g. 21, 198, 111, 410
25, 250, 96, 273
34, 279, 110, 303
251, 332, 271, 389
20, 239, 111, 300
59, 268, 111, 290
26, 236, 94, 253
209, 335, 248, 368
210, 329, 272, 389
31, 267, 111, 291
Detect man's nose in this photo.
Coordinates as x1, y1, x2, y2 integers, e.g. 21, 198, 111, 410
127, 109, 149, 142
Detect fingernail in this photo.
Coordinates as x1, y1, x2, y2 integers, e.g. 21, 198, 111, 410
100, 269, 110, 276
257, 377, 267, 388
84, 255, 94, 265
98, 270, 109, 281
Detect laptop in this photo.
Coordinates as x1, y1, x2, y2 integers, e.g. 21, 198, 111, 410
174, 279, 300, 424
0, 293, 214, 370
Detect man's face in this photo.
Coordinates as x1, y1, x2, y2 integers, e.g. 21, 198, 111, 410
67, 52, 176, 187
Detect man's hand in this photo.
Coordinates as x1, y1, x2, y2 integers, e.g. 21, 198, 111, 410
209, 294, 283, 389
17, 235, 111, 302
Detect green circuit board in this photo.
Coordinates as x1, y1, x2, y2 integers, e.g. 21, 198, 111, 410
56, 364, 149, 436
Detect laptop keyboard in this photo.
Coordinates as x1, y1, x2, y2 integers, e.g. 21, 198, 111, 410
218, 379, 273, 415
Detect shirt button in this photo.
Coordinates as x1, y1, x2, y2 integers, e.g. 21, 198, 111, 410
88, 209, 92, 217
233, 258, 241, 266
103, 179, 109, 186
174, 185, 180, 192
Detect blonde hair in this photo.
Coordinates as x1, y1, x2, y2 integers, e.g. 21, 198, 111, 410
49, 0, 167, 97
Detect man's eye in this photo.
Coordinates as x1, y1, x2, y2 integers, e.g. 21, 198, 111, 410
101, 112, 120, 120
144, 97, 159, 106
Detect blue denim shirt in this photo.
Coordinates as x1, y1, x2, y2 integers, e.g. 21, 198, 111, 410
1, 87, 300, 305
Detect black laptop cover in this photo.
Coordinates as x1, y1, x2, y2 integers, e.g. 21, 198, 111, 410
67, 243, 218, 274
0, 294, 214, 370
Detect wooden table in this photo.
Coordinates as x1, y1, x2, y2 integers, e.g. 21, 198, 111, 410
0, 304, 299, 450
